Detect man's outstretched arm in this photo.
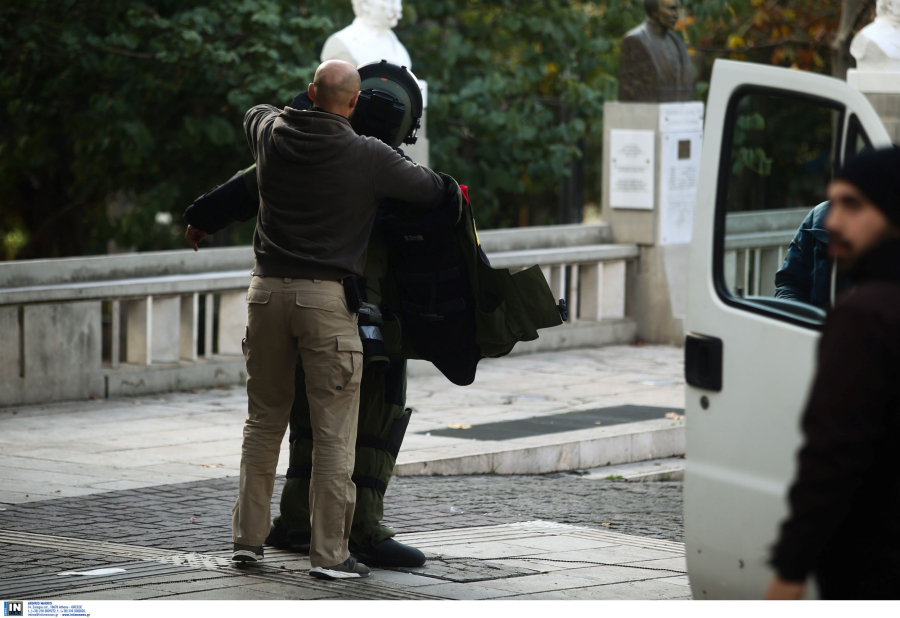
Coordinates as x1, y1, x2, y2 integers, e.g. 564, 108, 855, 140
183, 166, 259, 250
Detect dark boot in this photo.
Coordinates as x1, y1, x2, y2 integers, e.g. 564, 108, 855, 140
350, 536, 427, 568
265, 519, 311, 553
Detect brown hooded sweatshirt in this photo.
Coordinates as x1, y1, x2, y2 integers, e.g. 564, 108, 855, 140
244, 104, 444, 280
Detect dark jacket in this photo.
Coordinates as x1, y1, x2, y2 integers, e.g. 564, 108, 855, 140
774, 202, 832, 308
243, 104, 444, 280
372, 184, 563, 386
771, 240, 900, 600
186, 164, 564, 386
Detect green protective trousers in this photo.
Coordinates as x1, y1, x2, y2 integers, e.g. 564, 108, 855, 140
275, 354, 410, 548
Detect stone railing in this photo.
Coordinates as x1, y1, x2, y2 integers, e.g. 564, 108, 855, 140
0, 223, 638, 406
723, 207, 809, 298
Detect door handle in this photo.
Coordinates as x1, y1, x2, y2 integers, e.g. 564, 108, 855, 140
685, 333, 723, 391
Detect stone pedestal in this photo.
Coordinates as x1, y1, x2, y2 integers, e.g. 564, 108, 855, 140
601, 101, 704, 345
847, 69, 900, 142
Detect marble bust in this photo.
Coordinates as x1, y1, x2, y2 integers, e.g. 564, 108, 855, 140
320, 0, 413, 68
619, 0, 694, 102
851, 0, 900, 72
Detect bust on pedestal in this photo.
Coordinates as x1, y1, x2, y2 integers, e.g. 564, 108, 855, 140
851, 0, 900, 72
847, 0, 900, 141
321, 0, 412, 68
321, 0, 428, 164
601, 0, 700, 345
619, 0, 693, 103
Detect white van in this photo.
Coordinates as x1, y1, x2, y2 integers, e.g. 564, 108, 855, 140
683, 60, 893, 599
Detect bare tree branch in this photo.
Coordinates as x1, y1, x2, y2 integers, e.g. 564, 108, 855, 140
831, 0, 875, 79
84, 40, 154, 60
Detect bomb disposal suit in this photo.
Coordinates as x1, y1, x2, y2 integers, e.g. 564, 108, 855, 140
185, 61, 566, 567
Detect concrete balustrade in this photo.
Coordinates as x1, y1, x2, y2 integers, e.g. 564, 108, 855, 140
0, 223, 638, 406
723, 208, 808, 298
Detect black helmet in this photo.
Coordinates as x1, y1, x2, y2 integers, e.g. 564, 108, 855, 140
352, 59, 423, 148
289, 59, 423, 148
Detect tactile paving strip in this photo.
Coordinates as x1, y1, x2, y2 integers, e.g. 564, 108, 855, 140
0, 560, 200, 598
0, 530, 444, 600
0, 530, 173, 560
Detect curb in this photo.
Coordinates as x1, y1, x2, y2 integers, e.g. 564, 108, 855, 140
395, 419, 685, 476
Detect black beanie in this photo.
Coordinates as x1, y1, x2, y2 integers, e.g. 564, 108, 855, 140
834, 145, 900, 227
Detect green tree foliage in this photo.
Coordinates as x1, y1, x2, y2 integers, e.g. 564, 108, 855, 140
397, 1, 643, 227
0, 0, 865, 259
0, 0, 350, 258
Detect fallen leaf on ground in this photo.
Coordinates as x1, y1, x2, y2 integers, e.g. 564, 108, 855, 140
198, 463, 224, 468
600, 522, 611, 526
664, 412, 684, 420
447, 423, 472, 430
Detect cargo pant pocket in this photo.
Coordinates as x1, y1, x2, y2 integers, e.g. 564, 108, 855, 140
334, 335, 363, 393
243, 287, 272, 361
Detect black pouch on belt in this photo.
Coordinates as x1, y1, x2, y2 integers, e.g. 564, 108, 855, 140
343, 277, 362, 313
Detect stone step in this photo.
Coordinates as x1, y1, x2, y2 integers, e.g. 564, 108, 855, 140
395, 418, 685, 477
576, 457, 686, 482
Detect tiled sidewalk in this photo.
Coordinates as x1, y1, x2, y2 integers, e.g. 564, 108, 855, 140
0, 471, 687, 600
0, 344, 691, 600
1, 509, 688, 600
0, 345, 684, 503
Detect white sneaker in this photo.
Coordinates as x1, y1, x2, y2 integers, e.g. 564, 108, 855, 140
309, 556, 370, 580
232, 544, 264, 563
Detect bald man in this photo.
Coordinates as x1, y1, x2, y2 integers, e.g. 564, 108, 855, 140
232, 59, 444, 580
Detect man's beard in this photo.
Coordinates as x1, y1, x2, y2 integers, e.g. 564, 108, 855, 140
831, 227, 899, 273
829, 232, 856, 274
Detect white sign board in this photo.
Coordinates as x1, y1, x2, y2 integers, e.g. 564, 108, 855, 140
659, 101, 705, 133
659, 131, 702, 245
610, 130, 655, 210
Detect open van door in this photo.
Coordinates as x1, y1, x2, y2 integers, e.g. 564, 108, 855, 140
683, 59, 892, 599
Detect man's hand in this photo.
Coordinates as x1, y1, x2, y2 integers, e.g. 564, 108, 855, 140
185, 225, 208, 251
765, 576, 806, 600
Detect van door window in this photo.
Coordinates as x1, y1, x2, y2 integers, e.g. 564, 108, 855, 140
715, 90, 844, 325
845, 114, 872, 162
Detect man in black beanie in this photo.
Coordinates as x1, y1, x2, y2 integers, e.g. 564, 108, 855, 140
766, 146, 900, 600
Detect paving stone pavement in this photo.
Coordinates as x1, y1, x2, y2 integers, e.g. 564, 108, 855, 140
0, 344, 691, 599
0, 345, 685, 502
0, 473, 682, 582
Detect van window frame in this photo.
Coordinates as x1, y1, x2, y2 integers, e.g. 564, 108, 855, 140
844, 113, 872, 162
711, 85, 846, 331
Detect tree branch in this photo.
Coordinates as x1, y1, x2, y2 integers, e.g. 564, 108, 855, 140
84, 40, 154, 60
693, 38, 830, 53
831, 0, 875, 78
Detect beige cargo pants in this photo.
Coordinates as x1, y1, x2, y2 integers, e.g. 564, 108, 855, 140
232, 276, 363, 568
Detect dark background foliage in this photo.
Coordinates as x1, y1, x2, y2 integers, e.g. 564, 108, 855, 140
0, 0, 873, 260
